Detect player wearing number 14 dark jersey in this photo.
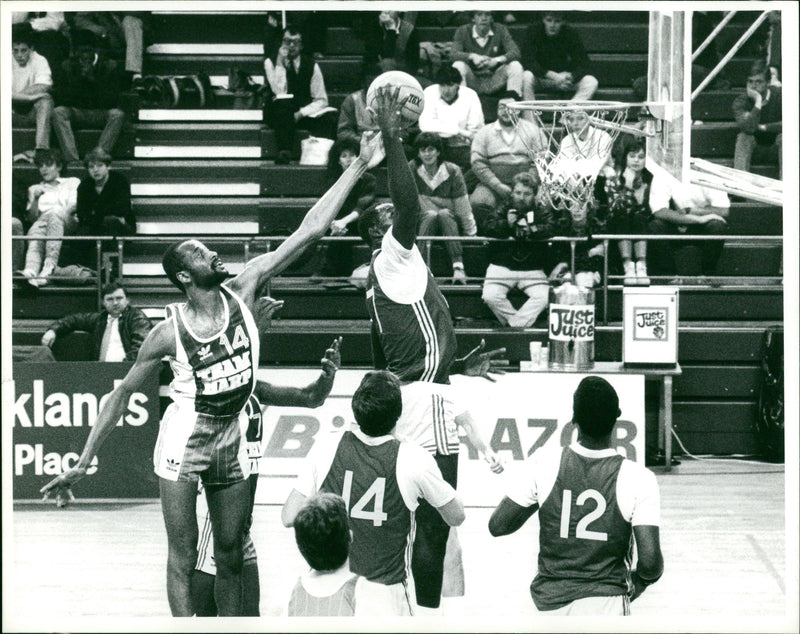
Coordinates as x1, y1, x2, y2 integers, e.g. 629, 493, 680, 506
282, 371, 466, 615
489, 376, 664, 616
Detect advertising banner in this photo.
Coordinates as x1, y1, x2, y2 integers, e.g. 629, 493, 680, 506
254, 369, 645, 507
12, 363, 161, 499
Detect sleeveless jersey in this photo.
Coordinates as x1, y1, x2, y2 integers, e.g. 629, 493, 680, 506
366, 249, 457, 384
287, 574, 358, 617
166, 285, 260, 417
243, 394, 264, 473
532, 447, 633, 610
320, 432, 412, 585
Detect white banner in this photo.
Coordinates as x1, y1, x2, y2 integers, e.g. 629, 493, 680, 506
254, 369, 645, 506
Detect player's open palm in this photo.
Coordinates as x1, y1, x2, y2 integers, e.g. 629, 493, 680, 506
41, 466, 86, 507
367, 85, 407, 134
321, 336, 342, 378
358, 130, 385, 169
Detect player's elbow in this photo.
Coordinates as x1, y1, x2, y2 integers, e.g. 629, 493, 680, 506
438, 497, 465, 527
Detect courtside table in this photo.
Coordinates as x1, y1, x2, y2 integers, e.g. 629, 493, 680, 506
519, 361, 682, 472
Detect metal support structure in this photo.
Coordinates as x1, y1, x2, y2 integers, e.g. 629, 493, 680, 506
692, 11, 770, 100
692, 11, 737, 62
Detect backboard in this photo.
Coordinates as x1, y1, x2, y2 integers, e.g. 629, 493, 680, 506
647, 10, 690, 184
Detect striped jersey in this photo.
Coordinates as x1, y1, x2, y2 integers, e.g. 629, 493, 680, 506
166, 285, 260, 417
504, 443, 660, 611
366, 229, 457, 385
396, 381, 463, 456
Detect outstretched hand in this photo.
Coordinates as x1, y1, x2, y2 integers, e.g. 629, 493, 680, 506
460, 339, 509, 382
366, 85, 408, 135
358, 129, 385, 169
321, 336, 342, 378
40, 466, 86, 508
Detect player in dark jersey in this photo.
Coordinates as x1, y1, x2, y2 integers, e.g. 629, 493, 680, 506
358, 86, 507, 612
40, 132, 386, 617
193, 337, 341, 616
489, 376, 664, 615
281, 370, 465, 615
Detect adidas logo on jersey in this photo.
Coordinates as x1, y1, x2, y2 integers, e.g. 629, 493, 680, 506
198, 345, 213, 360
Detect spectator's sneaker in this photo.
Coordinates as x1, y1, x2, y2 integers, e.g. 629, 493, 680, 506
451, 267, 467, 285
275, 150, 292, 165
18, 269, 36, 281
14, 150, 36, 163
635, 261, 650, 285
623, 260, 637, 285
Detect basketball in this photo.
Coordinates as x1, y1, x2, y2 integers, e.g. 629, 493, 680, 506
366, 71, 425, 126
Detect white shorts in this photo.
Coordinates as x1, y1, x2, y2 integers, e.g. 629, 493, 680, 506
542, 594, 629, 616
153, 401, 250, 485
354, 578, 413, 616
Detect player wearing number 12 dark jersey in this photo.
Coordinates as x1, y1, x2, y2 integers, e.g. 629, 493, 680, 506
489, 376, 664, 615
282, 371, 465, 615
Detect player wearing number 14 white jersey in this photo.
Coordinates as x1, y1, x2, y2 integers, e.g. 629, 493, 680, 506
489, 376, 664, 616
282, 371, 465, 615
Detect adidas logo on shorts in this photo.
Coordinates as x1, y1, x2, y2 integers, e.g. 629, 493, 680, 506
165, 458, 181, 472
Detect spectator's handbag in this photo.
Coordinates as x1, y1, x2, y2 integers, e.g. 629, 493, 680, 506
228, 67, 266, 109
299, 136, 334, 166
138, 73, 216, 108
418, 41, 454, 79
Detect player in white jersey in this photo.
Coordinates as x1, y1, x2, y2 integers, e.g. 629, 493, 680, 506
489, 377, 664, 615
41, 132, 386, 616
193, 338, 340, 616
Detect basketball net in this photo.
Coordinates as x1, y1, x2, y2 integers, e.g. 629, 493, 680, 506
507, 102, 630, 224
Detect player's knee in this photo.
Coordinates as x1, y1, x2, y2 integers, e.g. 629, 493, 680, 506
213, 541, 244, 576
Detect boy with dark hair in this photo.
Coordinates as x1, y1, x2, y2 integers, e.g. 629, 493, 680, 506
282, 369, 466, 615
12, 22, 54, 163
287, 493, 361, 616
489, 376, 664, 615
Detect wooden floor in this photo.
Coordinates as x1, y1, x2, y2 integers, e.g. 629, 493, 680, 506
6, 458, 794, 633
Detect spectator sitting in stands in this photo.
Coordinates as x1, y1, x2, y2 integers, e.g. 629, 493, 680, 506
12, 11, 70, 72
264, 26, 338, 164
482, 172, 554, 328
52, 29, 125, 167
411, 132, 477, 285
601, 135, 657, 285
18, 149, 81, 287
450, 11, 525, 98
40, 282, 152, 362
732, 59, 782, 179
469, 91, 547, 232
418, 66, 485, 171
312, 138, 377, 281
521, 11, 598, 102
70, 12, 148, 86
286, 493, 362, 617
363, 11, 420, 76
12, 23, 54, 164
648, 177, 729, 285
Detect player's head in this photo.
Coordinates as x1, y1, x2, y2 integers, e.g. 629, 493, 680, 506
293, 493, 351, 572
357, 201, 394, 248
12, 23, 35, 65
101, 282, 130, 318
615, 134, 646, 172
572, 376, 621, 439
542, 11, 565, 37
496, 90, 521, 126
436, 66, 463, 104
413, 132, 444, 168
352, 370, 403, 437
510, 172, 538, 210
746, 59, 770, 98
162, 239, 229, 293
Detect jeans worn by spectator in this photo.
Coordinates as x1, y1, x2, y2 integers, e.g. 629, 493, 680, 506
52, 107, 125, 163
12, 95, 54, 149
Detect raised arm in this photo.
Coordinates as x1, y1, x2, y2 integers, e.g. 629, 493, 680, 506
228, 130, 385, 307
254, 337, 340, 408
40, 321, 174, 505
369, 86, 421, 250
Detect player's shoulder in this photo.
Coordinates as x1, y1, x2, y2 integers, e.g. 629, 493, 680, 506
398, 441, 437, 471
619, 458, 659, 489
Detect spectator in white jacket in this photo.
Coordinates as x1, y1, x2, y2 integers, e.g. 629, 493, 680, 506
419, 66, 484, 171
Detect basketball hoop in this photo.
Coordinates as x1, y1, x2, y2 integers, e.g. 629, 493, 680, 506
507, 100, 635, 221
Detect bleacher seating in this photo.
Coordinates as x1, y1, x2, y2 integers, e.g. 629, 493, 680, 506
11, 10, 784, 457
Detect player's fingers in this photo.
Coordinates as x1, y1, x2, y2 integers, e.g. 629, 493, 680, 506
482, 374, 498, 383
484, 347, 508, 360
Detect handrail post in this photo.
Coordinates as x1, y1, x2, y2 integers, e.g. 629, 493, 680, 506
117, 237, 125, 284
570, 239, 576, 278
602, 238, 609, 326
263, 239, 272, 297
96, 239, 103, 309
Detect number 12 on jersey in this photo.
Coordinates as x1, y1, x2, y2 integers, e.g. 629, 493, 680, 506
560, 488, 608, 541
341, 470, 389, 527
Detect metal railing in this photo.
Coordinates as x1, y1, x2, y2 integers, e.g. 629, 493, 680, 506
11, 233, 783, 326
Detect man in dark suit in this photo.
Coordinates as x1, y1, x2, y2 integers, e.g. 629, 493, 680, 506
41, 282, 152, 361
